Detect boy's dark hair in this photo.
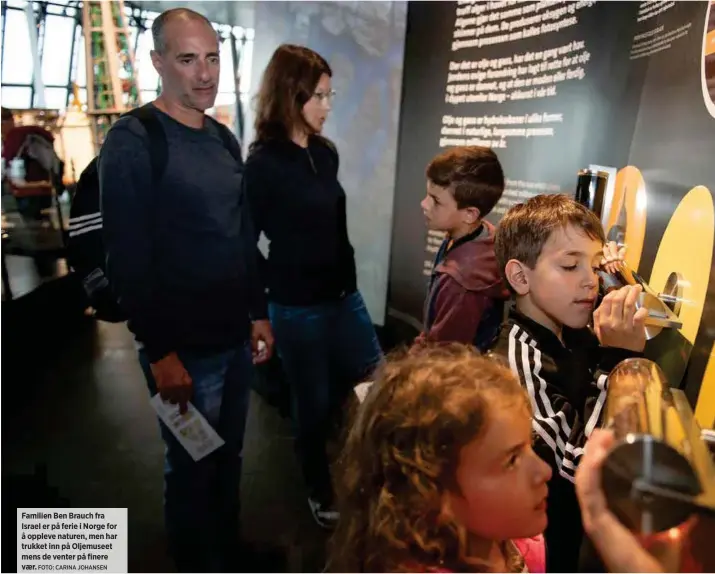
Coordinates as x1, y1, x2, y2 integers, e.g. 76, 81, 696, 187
426, 146, 505, 217
494, 194, 606, 292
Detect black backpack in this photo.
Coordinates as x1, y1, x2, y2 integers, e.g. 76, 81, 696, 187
66, 106, 240, 323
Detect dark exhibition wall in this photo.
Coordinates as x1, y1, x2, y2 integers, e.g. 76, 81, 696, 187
388, 0, 715, 427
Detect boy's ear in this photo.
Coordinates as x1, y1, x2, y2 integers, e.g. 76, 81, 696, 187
504, 259, 530, 295
461, 206, 481, 225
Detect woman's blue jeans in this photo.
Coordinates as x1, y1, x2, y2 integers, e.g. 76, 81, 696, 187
269, 291, 383, 505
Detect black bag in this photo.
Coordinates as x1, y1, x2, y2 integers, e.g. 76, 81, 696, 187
66, 106, 239, 323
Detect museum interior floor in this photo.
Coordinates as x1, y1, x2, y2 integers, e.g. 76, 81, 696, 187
3, 306, 331, 573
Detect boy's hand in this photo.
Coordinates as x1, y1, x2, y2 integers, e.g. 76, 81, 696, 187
593, 284, 648, 352
601, 241, 626, 274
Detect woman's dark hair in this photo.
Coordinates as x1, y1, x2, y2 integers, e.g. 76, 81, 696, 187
251, 44, 332, 148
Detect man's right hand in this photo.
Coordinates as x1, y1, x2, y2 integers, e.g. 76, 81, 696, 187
150, 352, 192, 414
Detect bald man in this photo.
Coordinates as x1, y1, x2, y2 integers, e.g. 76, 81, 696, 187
98, 9, 273, 572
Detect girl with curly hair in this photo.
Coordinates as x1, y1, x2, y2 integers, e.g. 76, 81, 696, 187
329, 344, 550, 572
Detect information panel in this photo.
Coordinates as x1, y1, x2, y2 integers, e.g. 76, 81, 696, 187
17, 508, 128, 573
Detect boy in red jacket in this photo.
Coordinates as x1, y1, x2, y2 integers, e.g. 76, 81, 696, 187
416, 147, 509, 349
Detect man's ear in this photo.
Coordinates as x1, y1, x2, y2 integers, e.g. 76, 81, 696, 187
150, 50, 163, 75
462, 206, 481, 226
504, 259, 530, 295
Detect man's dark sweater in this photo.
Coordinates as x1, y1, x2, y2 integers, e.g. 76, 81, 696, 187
99, 105, 266, 362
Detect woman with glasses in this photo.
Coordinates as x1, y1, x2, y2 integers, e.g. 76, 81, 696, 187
243, 44, 383, 530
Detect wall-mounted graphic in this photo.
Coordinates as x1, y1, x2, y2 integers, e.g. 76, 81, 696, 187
590, 168, 713, 393
649, 186, 714, 348
605, 166, 648, 271
391, 1, 715, 423
643, 185, 715, 391
703, 0, 715, 118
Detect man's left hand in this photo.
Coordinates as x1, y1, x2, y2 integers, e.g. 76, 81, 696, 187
251, 319, 274, 364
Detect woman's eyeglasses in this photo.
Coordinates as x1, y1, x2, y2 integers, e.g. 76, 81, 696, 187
313, 90, 336, 104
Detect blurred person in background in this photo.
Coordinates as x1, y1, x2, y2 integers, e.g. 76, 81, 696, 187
1, 106, 55, 221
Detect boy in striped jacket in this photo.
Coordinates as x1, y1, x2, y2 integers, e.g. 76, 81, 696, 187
486, 194, 647, 573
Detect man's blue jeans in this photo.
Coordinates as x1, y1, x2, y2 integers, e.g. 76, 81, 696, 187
269, 291, 383, 505
139, 344, 252, 573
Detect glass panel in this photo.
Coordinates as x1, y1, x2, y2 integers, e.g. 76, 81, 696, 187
128, 26, 137, 54
41, 14, 75, 86
67, 85, 86, 109
5, 0, 28, 7
238, 38, 253, 95
215, 91, 236, 107
43, 87, 68, 110
46, 4, 70, 16
140, 89, 157, 103
2, 10, 33, 84
75, 32, 86, 87
135, 29, 158, 91
218, 38, 235, 94
1, 86, 32, 109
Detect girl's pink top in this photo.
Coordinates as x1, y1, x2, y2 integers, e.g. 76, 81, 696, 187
427, 534, 546, 573
513, 535, 546, 573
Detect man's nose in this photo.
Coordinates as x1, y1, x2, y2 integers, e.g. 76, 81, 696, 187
197, 60, 211, 82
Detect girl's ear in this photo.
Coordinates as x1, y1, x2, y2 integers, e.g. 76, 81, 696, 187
438, 492, 471, 566
440, 490, 462, 525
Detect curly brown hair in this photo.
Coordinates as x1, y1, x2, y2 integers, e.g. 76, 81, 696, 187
329, 344, 529, 573
251, 44, 332, 147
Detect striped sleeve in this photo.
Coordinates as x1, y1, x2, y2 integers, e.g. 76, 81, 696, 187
506, 325, 607, 483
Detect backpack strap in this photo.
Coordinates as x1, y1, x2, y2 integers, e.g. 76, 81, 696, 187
205, 115, 243, 165
119, 107, 240, 177
123, 105, 168, 183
